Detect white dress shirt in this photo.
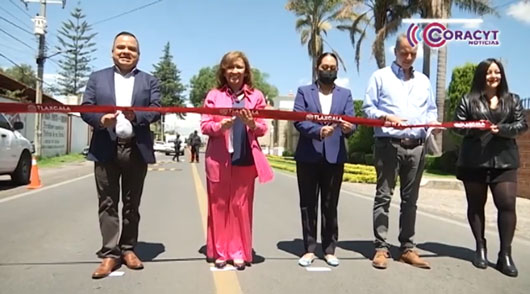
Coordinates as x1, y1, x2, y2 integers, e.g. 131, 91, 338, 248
319, 92, 333, 115
114, 68, 135, 138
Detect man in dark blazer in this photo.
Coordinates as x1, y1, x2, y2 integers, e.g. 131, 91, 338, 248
81, 31, 161, 279
293, 52, 355, 267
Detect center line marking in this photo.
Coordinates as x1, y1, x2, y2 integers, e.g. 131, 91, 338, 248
191, 164, 243, 294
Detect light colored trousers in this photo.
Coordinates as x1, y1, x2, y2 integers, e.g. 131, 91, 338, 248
206, 165, 257, 262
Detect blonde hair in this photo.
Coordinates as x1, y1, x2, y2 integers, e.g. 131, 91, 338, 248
216, 51, 253, 88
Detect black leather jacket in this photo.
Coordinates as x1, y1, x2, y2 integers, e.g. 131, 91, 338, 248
454, 93, 528, 169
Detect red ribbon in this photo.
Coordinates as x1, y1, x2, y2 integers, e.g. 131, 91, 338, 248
0, 102, 491, 129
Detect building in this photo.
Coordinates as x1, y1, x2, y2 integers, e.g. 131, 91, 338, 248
0, 72, 90, 157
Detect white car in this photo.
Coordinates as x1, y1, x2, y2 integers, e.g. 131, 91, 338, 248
153, 140, 166, 153
0, 113, 33, 184
163, 141, 184, 156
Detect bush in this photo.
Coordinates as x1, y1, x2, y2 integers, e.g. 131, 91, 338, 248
282, 150, 295, 157
364, 154, 374, 166
424, 150, 458, 174
266, 155, 376, 184
349, 152, 365, 164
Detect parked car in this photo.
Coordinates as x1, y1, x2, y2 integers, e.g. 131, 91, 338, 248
153, 141, 166, 153
0, 113, 33, 184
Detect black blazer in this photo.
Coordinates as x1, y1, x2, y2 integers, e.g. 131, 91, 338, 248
81, 67, 161, 163
454, 93, 528, 169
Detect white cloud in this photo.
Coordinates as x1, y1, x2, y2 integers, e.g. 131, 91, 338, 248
507, 1, 530, 24
462, 21, 482, 29
43, 73, 60, 84
335, 77, 350, 88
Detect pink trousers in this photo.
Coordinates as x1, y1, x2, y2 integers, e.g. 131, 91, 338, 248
206, 165, 257, 262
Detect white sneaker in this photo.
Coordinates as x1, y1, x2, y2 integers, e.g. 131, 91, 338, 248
298, 253, 316, 267
324, 254, 340, 267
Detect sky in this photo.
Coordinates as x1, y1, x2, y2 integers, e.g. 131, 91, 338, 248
1, 0, 529, 135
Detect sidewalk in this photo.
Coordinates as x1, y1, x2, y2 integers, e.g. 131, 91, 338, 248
342, 181, 530, 242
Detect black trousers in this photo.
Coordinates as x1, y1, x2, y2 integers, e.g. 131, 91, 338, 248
94, 143, 148, 258
296, 161, 344, 255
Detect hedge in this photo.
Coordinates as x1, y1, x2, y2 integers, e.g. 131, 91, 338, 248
266, 155, 376, 184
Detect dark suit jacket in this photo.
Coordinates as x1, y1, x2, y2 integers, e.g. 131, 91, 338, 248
293, 83, 355, 164
454, 93, 528, 169
81, 67, 161, 163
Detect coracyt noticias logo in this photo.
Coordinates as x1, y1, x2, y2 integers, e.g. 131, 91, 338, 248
405, 19, 500, 48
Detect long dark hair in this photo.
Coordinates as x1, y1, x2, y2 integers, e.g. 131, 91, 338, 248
469, 58, 512, 112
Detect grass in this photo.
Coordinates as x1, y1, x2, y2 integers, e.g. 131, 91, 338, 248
37, 153, 86, 168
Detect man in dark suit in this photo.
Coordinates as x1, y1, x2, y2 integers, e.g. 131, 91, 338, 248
81, 31, 161, 279
293, 52, 355, 267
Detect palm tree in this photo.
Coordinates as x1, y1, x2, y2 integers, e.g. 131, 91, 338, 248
286, 0, 346, 81
419, 0, 496, 154
337, 0, 416, 70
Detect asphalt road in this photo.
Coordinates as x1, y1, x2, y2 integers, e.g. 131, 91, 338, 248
0, 153, 528, 294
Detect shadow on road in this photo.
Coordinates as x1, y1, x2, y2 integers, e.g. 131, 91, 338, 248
197, 244, 265, 264
276, 238, 326, 258
417, 242, 486, 265
337, 240, 402, 260
0, 180, 21, 191
136, 241, 165, 261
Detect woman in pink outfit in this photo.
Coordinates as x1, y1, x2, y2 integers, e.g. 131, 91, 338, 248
200, 51, 273, 270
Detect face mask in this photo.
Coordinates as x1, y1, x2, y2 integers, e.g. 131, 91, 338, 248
318, 70, 337, 85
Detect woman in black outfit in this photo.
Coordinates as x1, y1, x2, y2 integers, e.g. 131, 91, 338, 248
454, 58, 528, 277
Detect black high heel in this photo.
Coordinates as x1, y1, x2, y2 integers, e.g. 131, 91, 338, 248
214, 259, 227, 269
472, 240, 488, 269
233, 259, 246, 271
496, 249, 518, 277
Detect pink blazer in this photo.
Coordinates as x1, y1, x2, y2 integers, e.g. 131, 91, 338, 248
200, 85, 274, 184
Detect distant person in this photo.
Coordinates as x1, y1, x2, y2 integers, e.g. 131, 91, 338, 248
81, 31, 161, 279
363, 33, 440, 270
454, 58, 528, 277
292, 52, 355, 267
189, 130, 202, 163
200, 50, 273, 270
172, 134, 181, 162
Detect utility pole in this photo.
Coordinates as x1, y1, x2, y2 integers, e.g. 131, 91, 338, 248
24, 0, 66, 158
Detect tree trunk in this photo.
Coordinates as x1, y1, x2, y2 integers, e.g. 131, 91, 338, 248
429, 0, 448, 156
375, 39, 386, 69
422, 42, 431, 78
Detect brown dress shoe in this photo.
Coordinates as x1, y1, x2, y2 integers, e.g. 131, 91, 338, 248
92, 258, 120, 279
372, 250, 390, 269
399, 250, 431, 269
122, 251, 144, 270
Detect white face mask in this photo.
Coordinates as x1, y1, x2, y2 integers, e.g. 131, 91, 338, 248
115, 112, 133, 139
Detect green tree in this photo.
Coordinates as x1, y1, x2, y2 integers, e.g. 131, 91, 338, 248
446, 62, 476, 121
347, 100, 374, 161
443, 62, 477, 151
1, 64, 37, 87
55, 4, 97, 95
189, 66, 218, 107
0, 65, 37, 99
286, 0, 346, 80
152, 42, 186, 140
337, 0, 414, 70
188, 66, 279, 107
251, 69, 279, 105
152, 42, 186, 115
